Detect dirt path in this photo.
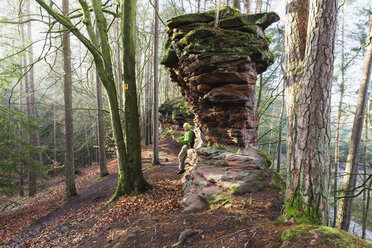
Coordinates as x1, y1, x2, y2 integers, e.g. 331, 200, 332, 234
2, 137, 289, 248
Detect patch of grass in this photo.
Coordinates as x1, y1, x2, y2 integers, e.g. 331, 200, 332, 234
93, 176, 101, 182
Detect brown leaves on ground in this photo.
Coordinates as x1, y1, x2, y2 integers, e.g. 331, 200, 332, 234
1, 141, 290, 248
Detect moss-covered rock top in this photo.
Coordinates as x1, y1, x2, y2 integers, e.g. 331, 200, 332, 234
281, 224, 372, 248
166, 6, 241, 29
161, 6, 279, 73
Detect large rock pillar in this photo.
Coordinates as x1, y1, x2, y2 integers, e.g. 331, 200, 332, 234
162, 6, 279, 147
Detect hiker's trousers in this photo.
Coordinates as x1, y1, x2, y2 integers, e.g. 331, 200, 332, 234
178, 145, 188, 170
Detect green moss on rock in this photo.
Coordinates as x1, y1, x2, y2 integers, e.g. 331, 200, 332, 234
281, 224, 372, 248
160, 48, 179, 68
232, 169, 285, 195
257, 149, 272, 168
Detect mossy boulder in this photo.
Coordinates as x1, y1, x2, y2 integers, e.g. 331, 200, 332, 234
159, 97, 194, 126
281, 224, 372, 248
231, 168, 285, 195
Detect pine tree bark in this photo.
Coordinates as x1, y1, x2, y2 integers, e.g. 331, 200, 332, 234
336, 15, 372, 231
62, 0, 77, 199
284, 0, 337, 225
152, 0, 160, 165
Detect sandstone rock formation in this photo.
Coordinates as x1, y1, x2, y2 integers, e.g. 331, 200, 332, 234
162, 6, 279, 147
162, 7, 281, 212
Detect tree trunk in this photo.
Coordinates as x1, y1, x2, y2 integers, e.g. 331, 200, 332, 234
255, 0, 261, 13
255, 74, 263, 117
152, 0, 160, 165
96, 70, 109, 177
333, 6, 346, 227
26, 0, 37, 197
19, 5, 26, 197
232, 0, 240, 10
95, 26, 109, 177
336, 15, 372, 231
276, 81, 285, 173
244, 0, 250, 14
62, 0, 77, 199
114, 0, 149, 196
361, 102, 369, 239
116, 19, 123, 112
284, 0, 337, 225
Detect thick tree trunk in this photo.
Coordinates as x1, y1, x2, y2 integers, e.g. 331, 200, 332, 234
284, 0, 336, 225
152, 0, 160, 165
96, 70, 109, 177
62, 0, 77, 199
336, 15, 372, 231
333, 7, 345, 227
115, 0, 149, 196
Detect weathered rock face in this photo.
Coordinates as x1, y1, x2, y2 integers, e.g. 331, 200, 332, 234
162, 6, 279, 147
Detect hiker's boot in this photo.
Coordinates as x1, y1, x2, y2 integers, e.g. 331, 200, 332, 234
175, 169, 185, 174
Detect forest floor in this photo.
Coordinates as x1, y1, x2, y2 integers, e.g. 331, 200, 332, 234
1, 137, 296, 248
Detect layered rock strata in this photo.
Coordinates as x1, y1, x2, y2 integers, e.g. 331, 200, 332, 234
162, 6, 279, 147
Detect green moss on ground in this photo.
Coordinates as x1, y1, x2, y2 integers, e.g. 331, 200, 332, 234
281, 224, 372, 248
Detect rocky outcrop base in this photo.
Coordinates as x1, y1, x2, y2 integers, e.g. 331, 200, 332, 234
182, 146, 283, 212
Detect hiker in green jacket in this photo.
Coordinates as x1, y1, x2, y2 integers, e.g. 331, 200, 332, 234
174, 122, 195, 174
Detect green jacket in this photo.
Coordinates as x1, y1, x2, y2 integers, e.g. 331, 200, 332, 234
178, 130, 195, 145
